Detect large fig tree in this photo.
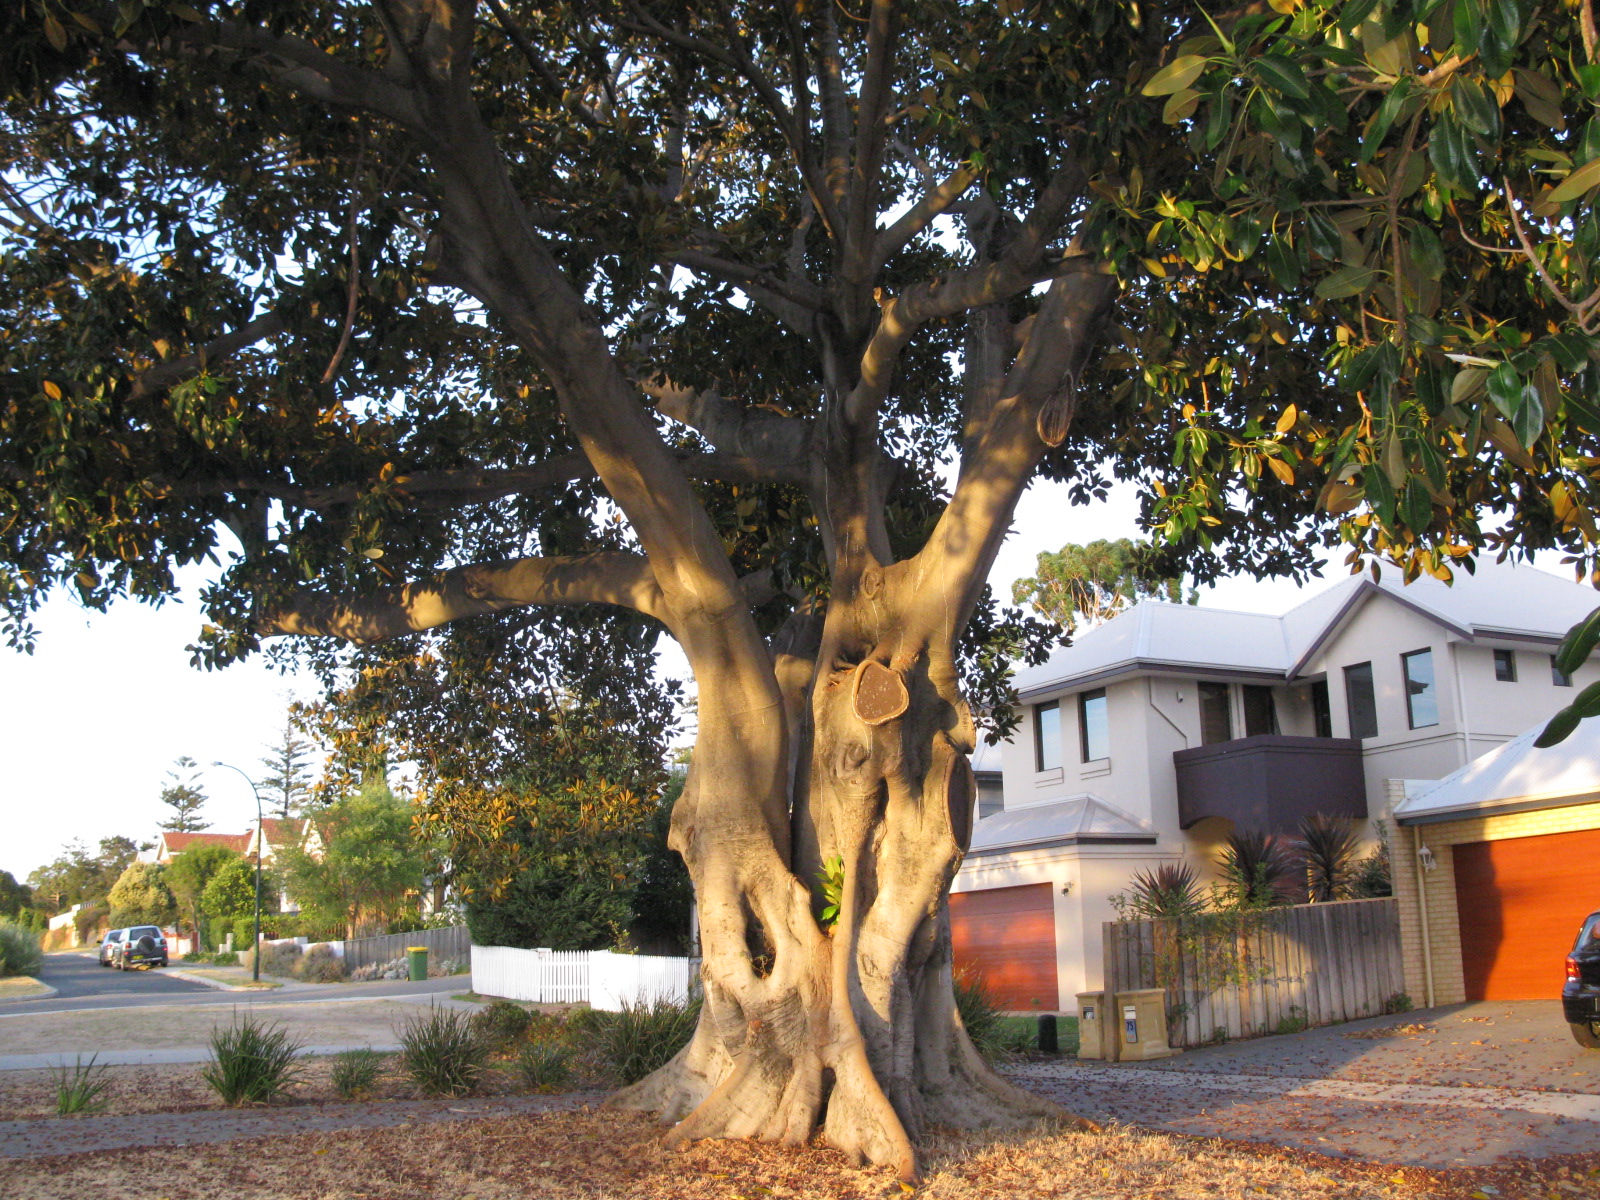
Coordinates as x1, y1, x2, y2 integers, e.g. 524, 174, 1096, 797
4, 0, 1598, 1177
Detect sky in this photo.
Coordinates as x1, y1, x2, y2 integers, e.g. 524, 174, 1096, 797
0, 472, 1353, 884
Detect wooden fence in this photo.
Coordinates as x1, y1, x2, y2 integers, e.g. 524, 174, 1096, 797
341, 924, 471, 972
1101, 897, 1405, 1048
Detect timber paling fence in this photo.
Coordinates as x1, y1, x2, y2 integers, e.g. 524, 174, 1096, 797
1101, 897, 1405, 1048
341, 924, 471, 972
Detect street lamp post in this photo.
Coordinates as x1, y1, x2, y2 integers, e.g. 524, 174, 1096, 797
212, 761, 264, 983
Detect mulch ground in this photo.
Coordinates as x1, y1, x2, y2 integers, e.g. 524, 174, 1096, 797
5, 1106, 1600, 1200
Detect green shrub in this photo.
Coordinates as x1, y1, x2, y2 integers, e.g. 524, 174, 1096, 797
953, 968, 1007, 1061
0, 919, 43, 978
330, 1048, 386, 1099
209, 950, 239, 966
201, 1016, 304, 1105
516, 1040, 573, 1090
398, 1007, 491, 1096
54, 1055, 110, 1115
295, 944, 348, 983
1382, 992, 1413, 1014
470, 999, 533, 1052
593, 995, 699, 1085
1274, 1008, 1310, 1035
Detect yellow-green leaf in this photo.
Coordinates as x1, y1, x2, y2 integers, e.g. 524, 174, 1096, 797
43, 12, 67, 51
1275, 404, 1298, 433
1142, 55, 1209, 97
1548, 158, 1600, 205
1162, 89, 1201, 123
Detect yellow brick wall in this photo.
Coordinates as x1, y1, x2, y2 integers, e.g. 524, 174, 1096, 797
1389, 796, 1600, 1007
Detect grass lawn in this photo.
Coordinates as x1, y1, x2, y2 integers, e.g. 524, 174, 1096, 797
6, 1104, 1568, 1200
0, 975, 51, 1000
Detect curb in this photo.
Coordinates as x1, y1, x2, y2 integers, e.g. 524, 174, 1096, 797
0, 979, 59, 1003
162, 969, 280, 993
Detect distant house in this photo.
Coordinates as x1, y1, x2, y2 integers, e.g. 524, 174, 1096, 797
952, 562, 1600, 1013
1389, 717, 1600, 1007
151, 830, 251, 863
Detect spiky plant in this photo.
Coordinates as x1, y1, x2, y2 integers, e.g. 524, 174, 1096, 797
1218, 830, 1293, 909
1295, 813, 1362, 902
1124, 863, 1207, 919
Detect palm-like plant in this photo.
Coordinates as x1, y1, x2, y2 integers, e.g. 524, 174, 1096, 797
1218, 830, 1293, 909
1295, 814, 1362, 903
1123, 863, 1207, 919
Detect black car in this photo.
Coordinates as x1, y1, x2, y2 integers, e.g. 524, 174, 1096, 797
109, 925, 169, 970
1564, 911, 1600, 1048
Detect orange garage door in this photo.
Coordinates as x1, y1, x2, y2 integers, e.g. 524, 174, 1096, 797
950, 883, 1058, 1011
1453, 828, 1600, 1000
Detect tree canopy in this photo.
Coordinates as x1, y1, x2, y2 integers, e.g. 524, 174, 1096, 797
107, 860, 177, 926
2, 0, 1597, 1177
1012, 537, 1195, 631
157, 756, 209, 832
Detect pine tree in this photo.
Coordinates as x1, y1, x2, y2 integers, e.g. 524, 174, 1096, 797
258, 718, 313, 820
158, 757, 209, 833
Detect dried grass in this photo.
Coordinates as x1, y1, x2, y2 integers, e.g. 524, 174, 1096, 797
6, 1104, 1579, 1200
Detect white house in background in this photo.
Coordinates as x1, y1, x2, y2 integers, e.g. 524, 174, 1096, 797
951, 562, 1600, 1014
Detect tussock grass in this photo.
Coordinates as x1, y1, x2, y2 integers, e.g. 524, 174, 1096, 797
52, 1055, 110, 1116
200, 1015, 304, 1105
591, 995, 699, 1085
398, 1006, 491, 1096
329, 1048, 386, 1099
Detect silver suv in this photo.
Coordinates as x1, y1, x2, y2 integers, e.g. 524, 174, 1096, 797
107, 926, 168, 970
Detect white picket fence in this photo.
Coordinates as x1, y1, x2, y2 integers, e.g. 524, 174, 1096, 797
470, 945, 694, 1010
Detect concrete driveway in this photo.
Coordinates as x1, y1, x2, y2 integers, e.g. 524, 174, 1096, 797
1013, 1001, 1600, 1167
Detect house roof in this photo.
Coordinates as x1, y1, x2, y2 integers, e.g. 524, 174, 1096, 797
1015, 563, 1599, 699
1393, 719, 1600, 824
159, 831, 250, 855
966, 793, 1156, 857
257, 818, 305, 844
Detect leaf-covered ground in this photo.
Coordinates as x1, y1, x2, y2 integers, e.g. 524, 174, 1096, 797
5, 1107, 1600, 1200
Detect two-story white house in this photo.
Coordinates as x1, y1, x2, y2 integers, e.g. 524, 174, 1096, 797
950, 562, 1600, 1013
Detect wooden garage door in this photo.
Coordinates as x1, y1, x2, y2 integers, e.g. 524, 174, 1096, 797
1453, 828, 1600, 1000
950, 883, 1058, 1011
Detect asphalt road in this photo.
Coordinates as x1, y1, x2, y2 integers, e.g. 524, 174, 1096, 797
6, 953, 465, 1016
33, 951, 209, 1001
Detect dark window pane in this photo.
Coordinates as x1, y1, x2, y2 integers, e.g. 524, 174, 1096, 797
1198, 681, 1232, 745
1034, 701, 1061, 772
1344, 662, 1378, 739
1080, 689, 1109, 761
1553, 655, 1573, 687
1403, 649, 1439, 729
1242, 685, 1279, 737
1494, 648, 1517, 682
1311, 680, 1333, 738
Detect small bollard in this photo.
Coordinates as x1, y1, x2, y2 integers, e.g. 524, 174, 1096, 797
1037, 1013, 1059, 1054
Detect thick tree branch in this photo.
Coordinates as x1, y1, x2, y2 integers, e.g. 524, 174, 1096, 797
169, 21, 423, 127
259, 551, 668, 642
671, 248, 828, 313
870, 164, 978, 275
843, 0, 901, 284
644, 380, 812, 471
127, 313, 287, 402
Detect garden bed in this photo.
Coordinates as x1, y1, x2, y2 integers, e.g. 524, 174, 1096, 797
6, 1103, 1590, 1200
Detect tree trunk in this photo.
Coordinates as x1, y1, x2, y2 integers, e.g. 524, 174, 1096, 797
609, 571, 1074, 1180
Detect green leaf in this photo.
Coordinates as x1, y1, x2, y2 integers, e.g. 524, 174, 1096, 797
1401, 478, 1432, 530
1451, 76, 1500, 139
1143, 55, 1210, 97
1487, 363, 1523, 419
1305, 210, 1341, 260
1555, 604, 1600, 677
1315, 264, 1378, 299
1511, 382, 1545, 449
1363, 79, 1415, 162
1252, 54, 1311, 99
1363, 466, 1396, 525
1577, 65, 1600, 102
1577, 680, 1600, 719
1480, 0, 1524, 78
1452, 0, 1484, 58
1548, 158, 1600, 205
1265, 237, 1301, 288
1535, 705, 1583, 747
1163, 89, 1202, 123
